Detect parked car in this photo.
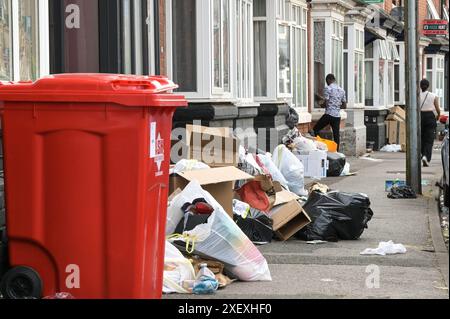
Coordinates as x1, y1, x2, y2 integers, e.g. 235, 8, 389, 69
441, 118, 449, 208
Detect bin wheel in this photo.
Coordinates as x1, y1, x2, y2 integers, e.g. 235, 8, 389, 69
0, 266, 42, 299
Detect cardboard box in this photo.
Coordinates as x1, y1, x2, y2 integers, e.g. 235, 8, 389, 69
386, 120, 406, 149
296, 150, 328, 178
186, 125, 240, 167
169, 166, 253, 217
387, 106, 406, 122
267, 200, 311, 241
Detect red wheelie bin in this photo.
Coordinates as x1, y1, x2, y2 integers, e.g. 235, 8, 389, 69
0, 74, 186, 299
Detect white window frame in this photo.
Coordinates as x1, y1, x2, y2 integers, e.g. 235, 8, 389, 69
167, 0, 237, 101
425, 54, 446, 109
344, 23, 365, 108
166, 0, 210, 100
2, 0, 49, 81
255, 0, 308, 103
365, 39, 388, 109
291, 4, 308, 111
211, 0, 232, 95
235, 0, 253, 103
253, 0, 269, 100
426, 0, 440, 19
331, 20, 344, 86
394, 41, 406, 105
311, 9, 346, 110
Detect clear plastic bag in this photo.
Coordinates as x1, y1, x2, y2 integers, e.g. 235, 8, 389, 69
272, 145, 308, 196
257, 153, 290, 190
292, 136, 317, 154
167, 181, 272, 282
163, 241, 196, 294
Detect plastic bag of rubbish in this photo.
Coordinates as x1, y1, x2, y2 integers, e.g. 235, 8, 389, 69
327, 152, 346, 177
296, 191, 374, 242
256, 153, 290, 190
360, 241, 407, 256
163, 241, 196, 294
173, 159, 210, 174
340, 163, 351, 176
234, 213, 273, 245
387, 185, 417, 199
292, 136, 317, 154
168, 181, 272, 282
286, 107, 299, 130
380, 144, 402, 152
272, 145, 308, 196
193, 264, 219, 295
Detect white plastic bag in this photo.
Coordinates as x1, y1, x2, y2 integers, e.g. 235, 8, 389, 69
257, 153, 290, 190
380, 144, 402, 153
360, 241, 407, 256
272, 145, 308, 196
163, 241, 196, 294
232, 199, 251, 218
340, 162, 351, 176
293, 136, 317, 154
173, 159, 210, 174
167, 181, 272, 282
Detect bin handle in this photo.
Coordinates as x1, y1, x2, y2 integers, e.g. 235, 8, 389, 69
111, 78, 178, 93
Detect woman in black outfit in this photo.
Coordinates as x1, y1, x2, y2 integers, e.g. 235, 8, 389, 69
419, 79, 441, 167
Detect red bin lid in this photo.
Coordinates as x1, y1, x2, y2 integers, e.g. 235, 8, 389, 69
0, 74, 187, 107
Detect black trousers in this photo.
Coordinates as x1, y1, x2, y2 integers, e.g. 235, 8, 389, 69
421, 111, 437, 162
313, 114, 341, 150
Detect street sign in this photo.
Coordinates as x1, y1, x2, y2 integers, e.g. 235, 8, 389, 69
423, 19, 448, 36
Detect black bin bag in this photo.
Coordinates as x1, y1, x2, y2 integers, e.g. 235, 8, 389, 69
234, 214, 273, 245
327, 152, 346, 177
296, 191, 374, 242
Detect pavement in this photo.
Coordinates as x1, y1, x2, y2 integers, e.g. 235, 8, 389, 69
165, 149, 449, 299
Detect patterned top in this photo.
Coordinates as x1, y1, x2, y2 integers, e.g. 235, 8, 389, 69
324, 83, 346, 118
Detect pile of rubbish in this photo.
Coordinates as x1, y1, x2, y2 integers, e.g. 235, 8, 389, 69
164, 124, 373, 295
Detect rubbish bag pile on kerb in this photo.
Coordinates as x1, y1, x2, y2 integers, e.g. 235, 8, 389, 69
164, 124, 373, 295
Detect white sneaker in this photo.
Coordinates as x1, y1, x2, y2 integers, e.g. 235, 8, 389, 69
422, 156, 429, 167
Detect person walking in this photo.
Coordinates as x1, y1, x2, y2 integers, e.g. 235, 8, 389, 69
313, 74, 347, 151
419, 79, 441, 167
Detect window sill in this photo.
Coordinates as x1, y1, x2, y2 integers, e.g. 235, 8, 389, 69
311, 109, 347, 121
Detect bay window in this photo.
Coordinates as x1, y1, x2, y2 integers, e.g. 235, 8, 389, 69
365, 39, 398, 108
0, 0, 48, 81
254, 0, 308, 106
